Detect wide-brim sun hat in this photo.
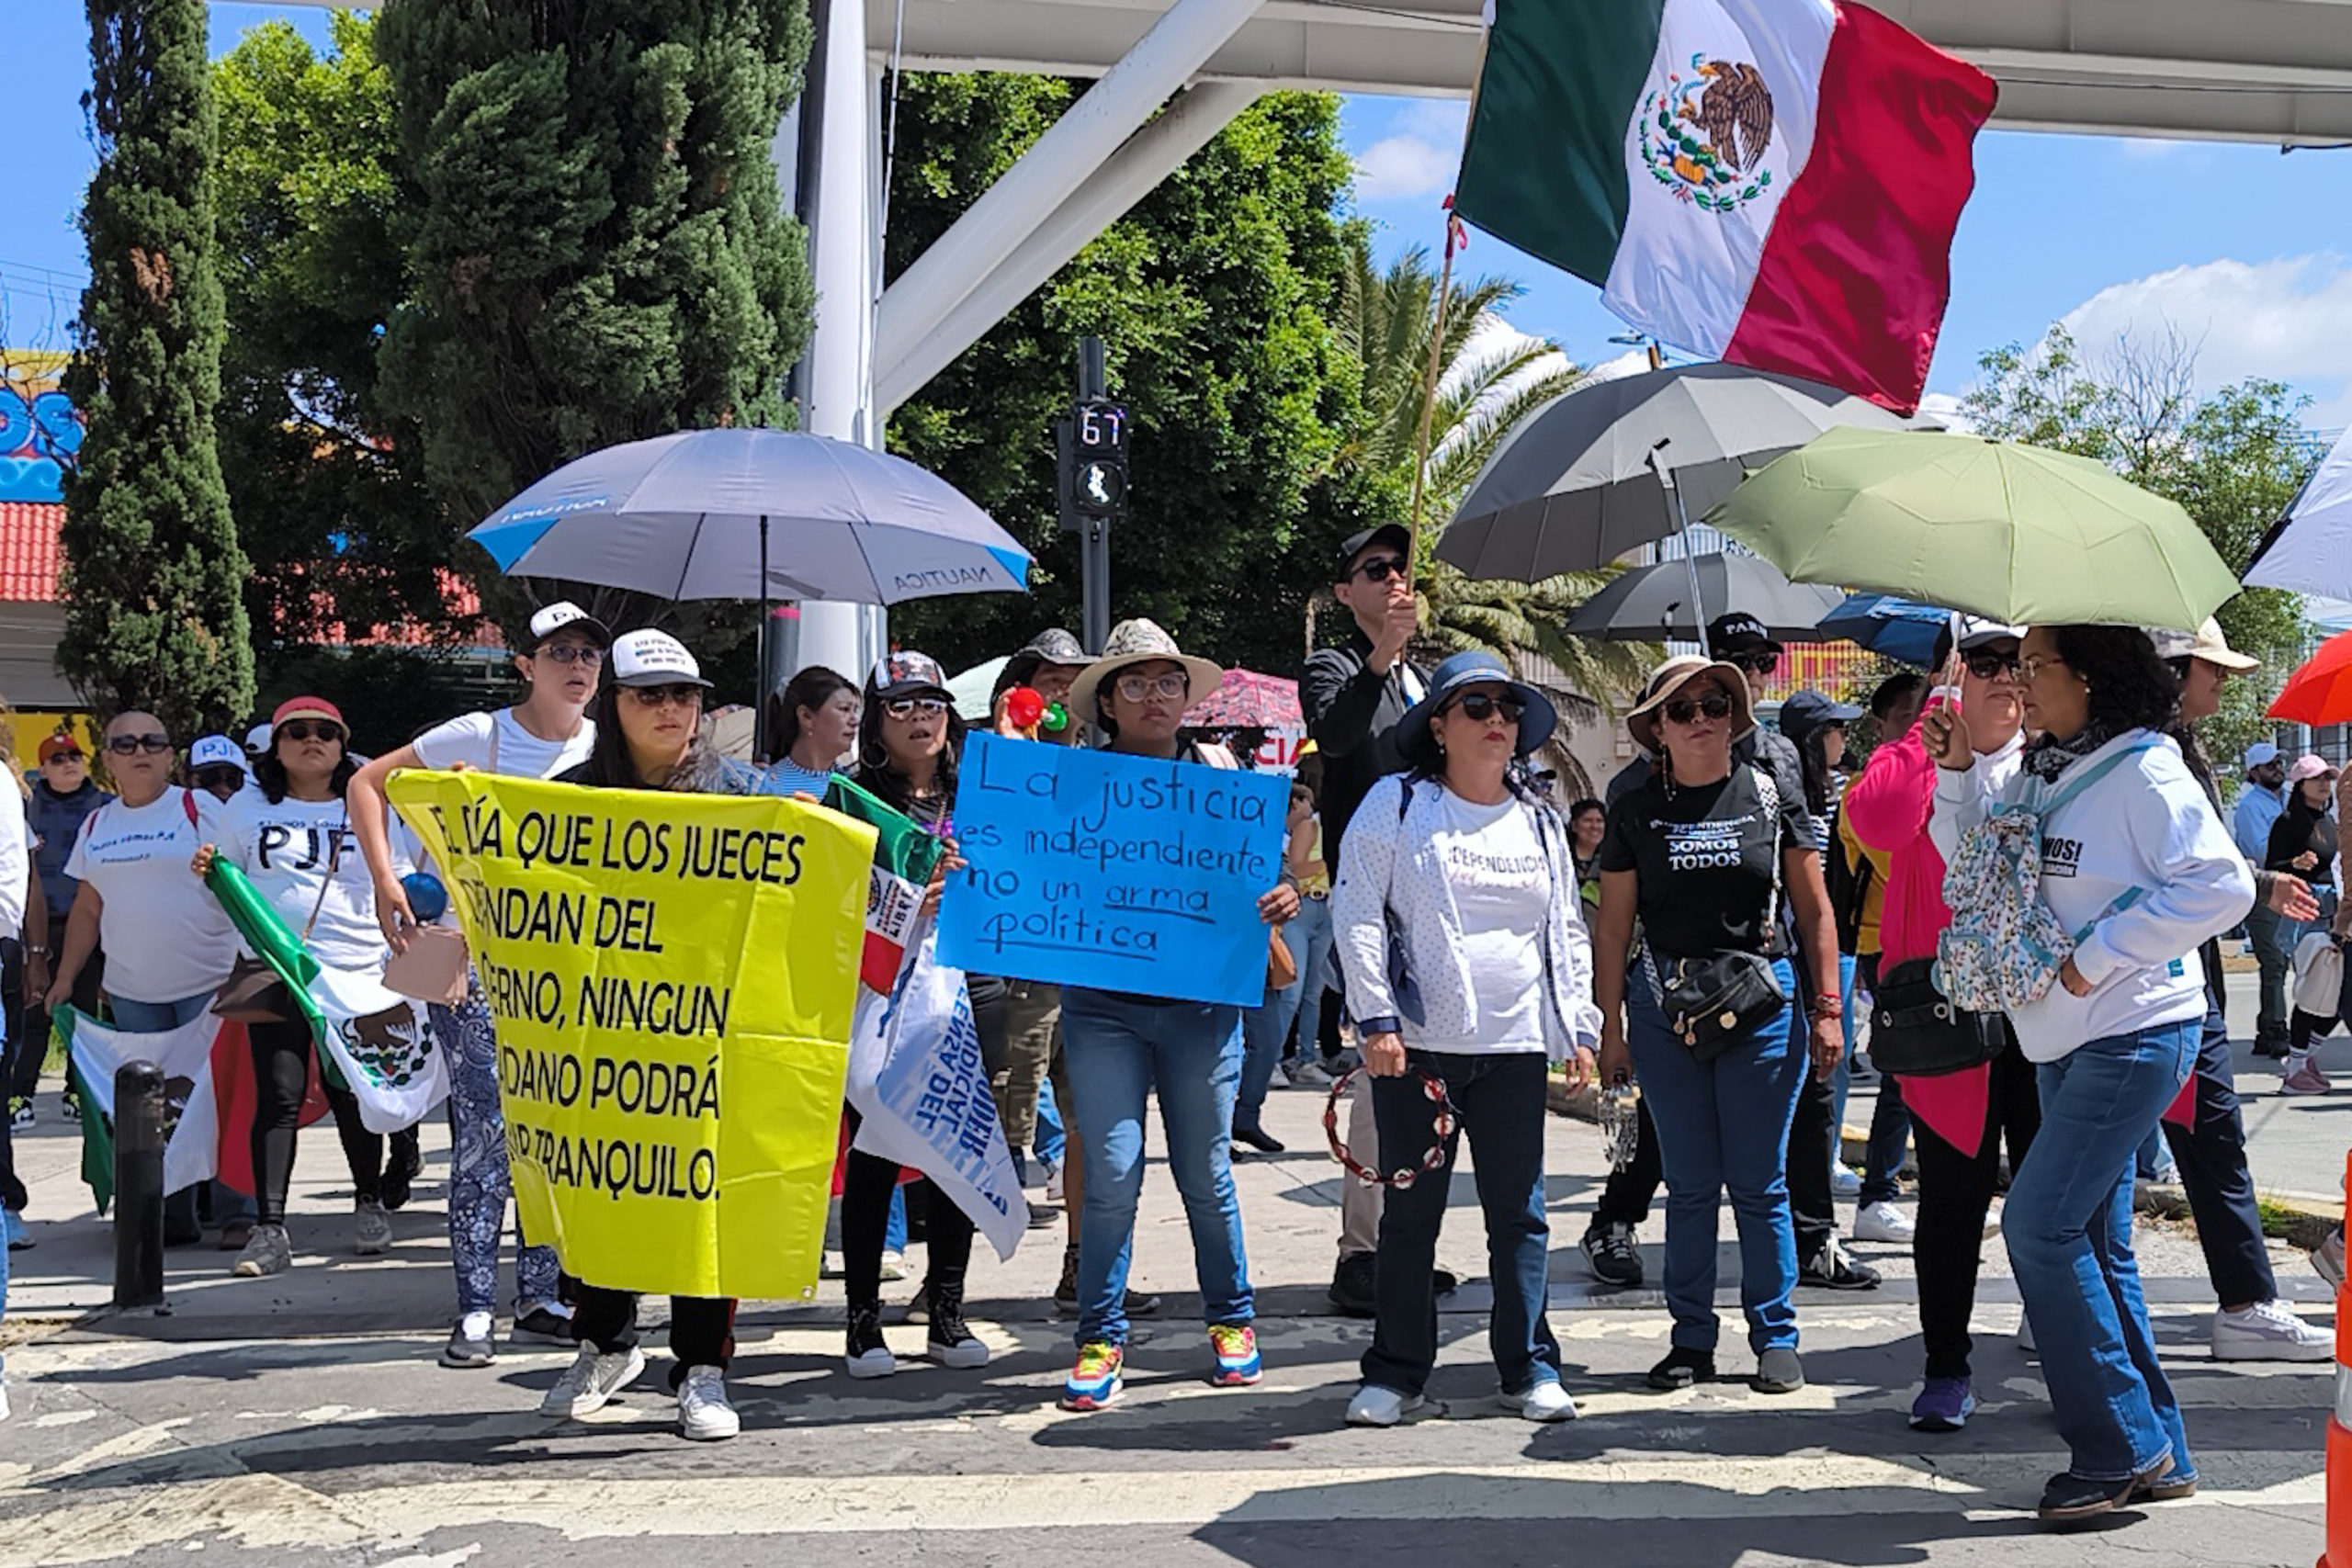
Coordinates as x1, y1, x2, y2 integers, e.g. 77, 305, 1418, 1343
1067, 618, 1225, 722
1396, 650, 1557, 770
1627, 655, 1758, 756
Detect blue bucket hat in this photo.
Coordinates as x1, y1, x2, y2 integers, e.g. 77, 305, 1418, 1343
1776, 689, 1861, 749
1397, 649, 1557, 770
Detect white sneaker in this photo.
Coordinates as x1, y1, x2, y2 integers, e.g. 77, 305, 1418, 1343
879, 1248, 908, 1283
1982, 1198, 2004, 1241
1345, 1384, 1427, 1427
1503, 1381, 1578, 1423
538, 1345, 646, 1419
2211, 1300, 2332, 1362
1831, 1164, 1862, 1199
1044, 1163, 1065, 1205
1853, 1201, 1917, 1244
676, 1365, 741, 1440
353, 1197, 392, 1257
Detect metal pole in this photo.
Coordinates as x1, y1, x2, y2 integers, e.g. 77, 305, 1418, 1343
112, 1059, 166, 1311
1648, 440, 1710, 642
1078, 338, 1112, 654
755, 515, 772, 761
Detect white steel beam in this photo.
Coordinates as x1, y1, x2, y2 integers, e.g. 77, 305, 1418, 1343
874, 82, 1261, 417
874, 0, 1267, 374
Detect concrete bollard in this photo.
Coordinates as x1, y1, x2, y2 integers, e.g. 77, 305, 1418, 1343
111, 1059, 166, 1311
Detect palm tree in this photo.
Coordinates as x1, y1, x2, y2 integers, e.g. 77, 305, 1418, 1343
1324, 231, 1654, 770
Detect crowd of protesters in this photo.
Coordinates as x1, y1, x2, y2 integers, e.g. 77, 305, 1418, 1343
0, 531, 2339, 1533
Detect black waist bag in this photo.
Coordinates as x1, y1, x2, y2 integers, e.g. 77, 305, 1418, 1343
1869, 957, 2001, 1077
1650, 950, 1788, 1064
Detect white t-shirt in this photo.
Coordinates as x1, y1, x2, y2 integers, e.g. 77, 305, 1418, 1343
64, 787, 238, 1004
216, 792, 409, 973
0, 785, 28, 935
413, 708, 595, 780
1423, 788, 1549, 1054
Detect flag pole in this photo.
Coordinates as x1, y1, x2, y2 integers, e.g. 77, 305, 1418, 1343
1402, 198, 1464, 591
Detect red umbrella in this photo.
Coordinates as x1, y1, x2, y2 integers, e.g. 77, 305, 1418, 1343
2267, 629, 2352, 726
1183, 669, 1303, 729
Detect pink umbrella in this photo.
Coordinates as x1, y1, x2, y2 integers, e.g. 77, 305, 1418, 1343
1183, 669, 1302, 729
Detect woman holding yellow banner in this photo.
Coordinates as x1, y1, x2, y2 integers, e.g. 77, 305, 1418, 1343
839, 650, 996, 1381
1054, 619, 1298, 1414
537, 628, 765, 1442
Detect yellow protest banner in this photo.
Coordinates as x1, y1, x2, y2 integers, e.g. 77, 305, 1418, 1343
389, 771, 876, 1300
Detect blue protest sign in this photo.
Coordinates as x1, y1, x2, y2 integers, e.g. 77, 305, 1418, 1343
938, 733, 1288, 1006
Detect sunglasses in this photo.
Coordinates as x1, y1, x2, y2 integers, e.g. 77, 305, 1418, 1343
190, 766, 245, 789
626, 683, 706, 709
1349, 556, 1408, 585
881, 695, 949, 719
1727, 651, 1780, 676
277, 720, 345, 744
1661, 691, 1735, 727
1963, 649, 2022, 680
1445, 692, 1525, 725
1114, 671, 1191, 703
539, 642, 604, 666
106, 733, 172, 756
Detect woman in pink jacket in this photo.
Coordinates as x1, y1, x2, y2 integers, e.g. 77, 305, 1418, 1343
1842, 619, 2039, 1434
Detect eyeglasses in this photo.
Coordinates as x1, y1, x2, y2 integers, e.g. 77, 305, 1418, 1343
106, 733, 172, 756
1661, 691, 1735, 727
539, 642, 603, 666
2018, 652, 2066, 683
1445, 692, 1525, 725
276, 720, 345, 744
1963, 649, 2022, 681
1114, 671, 1190, 703
626, 683, 705, 709
881, 695, 949, 719
1349, 556, 1408, 585
1727, 651, 1780, 676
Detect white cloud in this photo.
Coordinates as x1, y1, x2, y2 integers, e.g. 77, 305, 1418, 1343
1350, 97, 1471, 203
1917, 390, 1973, 432
2054, 254, 2352, 429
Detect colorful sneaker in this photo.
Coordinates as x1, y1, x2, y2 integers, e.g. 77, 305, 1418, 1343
1060, 1340, 1124, 1411
1909, 1375, 1976, 1432
2280, 1059, 2334, 1096
1207, 1324, 1261, 1386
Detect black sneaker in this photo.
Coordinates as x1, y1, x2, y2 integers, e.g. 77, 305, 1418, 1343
1026, 1200, 1060, 1230
1053, 1244, 1160, 1317
512, 1305, 578, 1347
1329, 1251, 1376, 1317
925, 1287, 989, 1370
2253, 1034, 2291, 1060
1580, 1220, 1644, 1287
1799, 1241, 1881, 1291
1232, 1122, 1285, 1155
2037, 1466, 2150, 1526
1647, 1347, 1714, 1390
381, 1135, 424, 1213
846, 1303, 896, 1379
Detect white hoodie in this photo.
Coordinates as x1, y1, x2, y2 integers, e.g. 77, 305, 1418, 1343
1929, 728, 2253, 1064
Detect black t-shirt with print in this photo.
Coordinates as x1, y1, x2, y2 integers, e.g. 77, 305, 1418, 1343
1600, 764, 1818, 960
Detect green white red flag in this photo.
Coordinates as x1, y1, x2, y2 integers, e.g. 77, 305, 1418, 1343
1453, 0, 1996, 412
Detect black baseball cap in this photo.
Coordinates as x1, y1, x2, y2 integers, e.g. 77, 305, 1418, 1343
1706, 612, 1782, 660
1333, 524, 1411, 581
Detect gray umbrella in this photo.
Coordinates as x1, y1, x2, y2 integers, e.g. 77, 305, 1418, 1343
1438, 362, 1935, 581
1565, 552, 1843, 643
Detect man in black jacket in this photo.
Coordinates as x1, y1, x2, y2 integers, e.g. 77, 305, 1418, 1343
1303, 524, 1438, 1315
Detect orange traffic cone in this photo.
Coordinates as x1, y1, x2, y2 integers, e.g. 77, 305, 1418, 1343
2322, 1152, 2352, 1568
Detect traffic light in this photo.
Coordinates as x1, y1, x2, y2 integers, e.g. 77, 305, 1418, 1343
1061, 397, 1129, 522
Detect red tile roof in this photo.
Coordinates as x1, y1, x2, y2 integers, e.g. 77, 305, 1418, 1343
0, 502, 62, 603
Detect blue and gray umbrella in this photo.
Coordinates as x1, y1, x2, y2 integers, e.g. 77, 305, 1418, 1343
1818, 592, 1952, 667
469, 427, 1032, 604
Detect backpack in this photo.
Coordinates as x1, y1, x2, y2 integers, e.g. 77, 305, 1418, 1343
1935, 740, 2156, 1013
1824, 801, 1871, 956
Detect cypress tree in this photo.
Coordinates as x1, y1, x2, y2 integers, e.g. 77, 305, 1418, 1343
62, 0, 255, 736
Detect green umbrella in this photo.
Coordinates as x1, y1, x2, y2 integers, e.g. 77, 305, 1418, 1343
1705, 428, 2239, 630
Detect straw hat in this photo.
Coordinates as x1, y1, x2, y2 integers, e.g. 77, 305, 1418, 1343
1626, 655, 1758, 755
1067, 618, 1225, 722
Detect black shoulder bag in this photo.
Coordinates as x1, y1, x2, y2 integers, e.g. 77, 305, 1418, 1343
1638, 767, 1791, 1063
1867, 957, 2002, 1077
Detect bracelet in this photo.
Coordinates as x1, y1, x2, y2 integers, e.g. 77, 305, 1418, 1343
26, 945, 45, 955
1807, 994, 1842, 1020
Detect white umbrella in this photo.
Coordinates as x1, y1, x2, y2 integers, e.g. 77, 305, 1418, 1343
2245, 426, 2352, 599
947, 657, 1010, 724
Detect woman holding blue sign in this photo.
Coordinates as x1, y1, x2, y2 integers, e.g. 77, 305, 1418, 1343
1330, 650, 1602, 1428
1054, 619, 1299, 1414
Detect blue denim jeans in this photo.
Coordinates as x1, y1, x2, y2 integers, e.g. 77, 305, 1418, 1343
1059, 987, 1252, 1348
112, 992, 257, 1231
1034, 1077, 1066, 1172
1624, 958, 1803, 1353
1237, 896, 1334, 1125
1362, 1050, 1559, 1399
2009, 1020, 2198, 1483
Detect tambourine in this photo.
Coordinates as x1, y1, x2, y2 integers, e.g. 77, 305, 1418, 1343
1321, 1065, 1459, 1189
1598, 1081, 1644, 1172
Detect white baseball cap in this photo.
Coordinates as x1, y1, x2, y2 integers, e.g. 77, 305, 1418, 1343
525, 601, 613, 654
1952, 615, 2025, 653
2245, 740, 2282, 771
608, 629, 710, 688
188, 735, 249, 774
244, 723, 272, 755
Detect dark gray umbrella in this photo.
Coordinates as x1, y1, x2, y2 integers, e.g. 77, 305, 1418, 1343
1438, 362, 1936, 581
1565, 553, 1843, 643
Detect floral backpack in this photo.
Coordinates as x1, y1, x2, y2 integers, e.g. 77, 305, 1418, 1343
1935, 740, 2156, 1013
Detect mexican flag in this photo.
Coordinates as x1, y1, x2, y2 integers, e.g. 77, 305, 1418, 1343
1453, 0, 1996, 412
64, 1010, 322, 1211
824, 776, 947, 993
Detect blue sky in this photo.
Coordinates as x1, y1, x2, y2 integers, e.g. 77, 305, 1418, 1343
8, 5, 2348, 431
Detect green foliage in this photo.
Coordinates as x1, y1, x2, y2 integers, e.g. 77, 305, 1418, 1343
254, 645, 503, 757
1965, 325, 2321, 767
62, 0, 255, 736
885, 77, 1383, 675
213, 15, 454, 649
376, 0, 816, 642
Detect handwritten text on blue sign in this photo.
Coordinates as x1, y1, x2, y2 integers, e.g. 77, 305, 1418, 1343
936, 734, 1286, 1006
